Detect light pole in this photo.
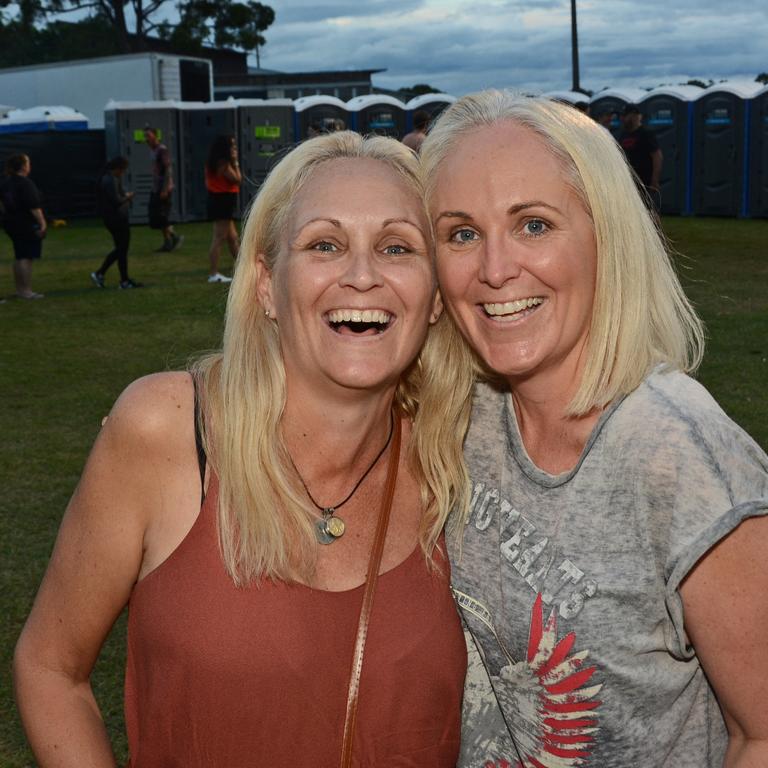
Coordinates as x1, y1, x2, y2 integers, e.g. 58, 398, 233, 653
571, 0, 581, 93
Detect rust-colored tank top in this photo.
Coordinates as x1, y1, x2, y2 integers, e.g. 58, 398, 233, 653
124, 475, 466, 767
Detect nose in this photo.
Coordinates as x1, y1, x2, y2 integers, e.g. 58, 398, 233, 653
338, 245, 384, 291
478, 232, 521, 288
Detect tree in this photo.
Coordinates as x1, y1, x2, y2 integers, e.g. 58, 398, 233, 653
756, 73, 768, 85
2, 0, 275, 58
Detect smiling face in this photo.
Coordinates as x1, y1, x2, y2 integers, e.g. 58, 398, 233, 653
432, 121, 597, 393
257, 157, 441, 399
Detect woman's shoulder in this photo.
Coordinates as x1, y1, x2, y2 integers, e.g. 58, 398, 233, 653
106, 371, 195, 456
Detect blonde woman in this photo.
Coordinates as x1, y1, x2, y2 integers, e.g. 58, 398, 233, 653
421, 92, 768, 767
14, 132, 473, 767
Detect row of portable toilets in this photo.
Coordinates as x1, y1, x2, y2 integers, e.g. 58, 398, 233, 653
549, 82, 768, 218
105, 94, 451, 225
104, 83, 768, 224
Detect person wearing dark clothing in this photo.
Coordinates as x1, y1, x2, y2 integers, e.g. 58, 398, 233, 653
619, 104, 663, 209
402, 110, 431, 153
0, 153, 46, 299
91, 156, 142, 290
144, 127, 182, 253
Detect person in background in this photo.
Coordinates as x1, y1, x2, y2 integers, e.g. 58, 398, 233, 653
619, 104, 663, 209
204, 135, 241, 284
402, 110, 431, 153
144, 126, 182, 253
422, 90, 768, 767
91, 156, 142, 290
0, 153, 46, 299
595, 108, 616, 133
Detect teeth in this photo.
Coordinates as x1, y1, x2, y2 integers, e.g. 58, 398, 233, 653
327, 309, 392, 324
483, 297, 543, 316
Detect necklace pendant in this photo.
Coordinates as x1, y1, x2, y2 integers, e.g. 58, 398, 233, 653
315, 508, 345, 545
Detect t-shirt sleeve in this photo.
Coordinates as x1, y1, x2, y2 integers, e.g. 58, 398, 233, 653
20, 178, 42, 209
645, 129, 660, 152
646, 390, 768, 657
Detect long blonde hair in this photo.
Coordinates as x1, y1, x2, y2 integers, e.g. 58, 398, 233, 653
192, 131, 473, 584
420, 90, 705, 415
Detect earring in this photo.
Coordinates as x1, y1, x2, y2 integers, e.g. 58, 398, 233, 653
264, 309, 270, 318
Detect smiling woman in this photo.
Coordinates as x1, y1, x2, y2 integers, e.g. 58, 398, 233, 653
14, 132, 475, 767
421, 91, 768, 768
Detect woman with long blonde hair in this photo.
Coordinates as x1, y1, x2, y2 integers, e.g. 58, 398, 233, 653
14, 131, 474, 767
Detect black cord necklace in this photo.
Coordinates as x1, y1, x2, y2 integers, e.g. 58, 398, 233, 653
288, 411, 395, 544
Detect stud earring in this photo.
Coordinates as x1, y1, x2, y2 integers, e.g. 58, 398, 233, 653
264, 309, 270, 318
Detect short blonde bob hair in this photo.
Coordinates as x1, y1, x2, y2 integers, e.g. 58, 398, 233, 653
420, 90, 705, 414
193, 131, 473, 584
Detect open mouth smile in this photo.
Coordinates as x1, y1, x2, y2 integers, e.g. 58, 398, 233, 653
325, 308, 393, 336
482, 297, 544, 321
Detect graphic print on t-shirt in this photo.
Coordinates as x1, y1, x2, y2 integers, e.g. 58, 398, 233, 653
457, 590, 602, 768
455, 481, 604, 767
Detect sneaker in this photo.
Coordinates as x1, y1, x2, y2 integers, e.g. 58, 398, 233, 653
90, 271, 105, 288
119, 279, 144, 290
17, 291, 44, 299
207, 273, 233, 284
170, 233, 184, 251
156, 242, 173, 253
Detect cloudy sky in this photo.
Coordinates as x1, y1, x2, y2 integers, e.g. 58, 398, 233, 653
258, 0, 767, 96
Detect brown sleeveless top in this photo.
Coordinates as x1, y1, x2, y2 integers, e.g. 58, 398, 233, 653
124, 476, 466, 767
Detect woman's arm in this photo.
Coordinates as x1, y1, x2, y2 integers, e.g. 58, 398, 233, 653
13, 373, 196, 767
218, 158, 242, 186
30, 207, 46, 236
681, 514, 768, 767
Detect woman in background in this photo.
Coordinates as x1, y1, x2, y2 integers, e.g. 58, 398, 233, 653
91, 156, 141, 290
0, 153, 46, 299
205, 135, 241, 284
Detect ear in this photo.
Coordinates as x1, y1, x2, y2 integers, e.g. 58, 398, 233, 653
255, 255, 275, 318
428, 289, 444, 325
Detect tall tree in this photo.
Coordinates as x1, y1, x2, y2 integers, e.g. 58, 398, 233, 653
4, 0, 275, 57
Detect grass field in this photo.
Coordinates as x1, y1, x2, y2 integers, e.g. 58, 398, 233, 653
1, 216, 766, 765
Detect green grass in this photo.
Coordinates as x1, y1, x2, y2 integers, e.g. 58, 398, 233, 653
0, 216, 766, 765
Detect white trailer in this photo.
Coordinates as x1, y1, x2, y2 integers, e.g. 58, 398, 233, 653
0, 53, 213, 129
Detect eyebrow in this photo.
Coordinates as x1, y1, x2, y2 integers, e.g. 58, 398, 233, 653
296, 216, 424, 232
435, 200, 563, 222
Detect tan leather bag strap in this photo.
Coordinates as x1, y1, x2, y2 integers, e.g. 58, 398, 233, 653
339, 412, 402, 768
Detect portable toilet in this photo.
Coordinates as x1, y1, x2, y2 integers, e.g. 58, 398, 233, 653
177, 100, 238, 222
104, 100, 182, 225
638, 85, 702, 215
748, 84, 768, 218
346, 95, 407, 138
590, 88, 648, 137
0, 106, 88, 133
405, 94, 456, 131
293, 95, 348, 140
692, 81, 762, 217
236, 98, 295, 203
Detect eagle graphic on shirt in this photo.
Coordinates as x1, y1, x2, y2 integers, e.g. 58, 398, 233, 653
456, 591, 603, 767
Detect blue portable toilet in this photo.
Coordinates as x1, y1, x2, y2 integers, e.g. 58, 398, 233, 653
748, 84, 768, 218
346, 95, 407, 138
405, 94, 456, 131
104, 99, 182, 224
692, 81, 762, 217
0, 105, 88, 133
293, 95, 348, 140
542, 90, 590, 111
638, 85, 702, 215
590, 88, 648, 138
177, 100, 238, 222
235, 98, 295, 203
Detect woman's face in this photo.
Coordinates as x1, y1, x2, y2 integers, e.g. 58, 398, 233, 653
257, 157, 441, 398
431, 121, 597, 389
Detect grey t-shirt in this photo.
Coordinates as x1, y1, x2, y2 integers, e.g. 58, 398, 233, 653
450, 369, 768, 767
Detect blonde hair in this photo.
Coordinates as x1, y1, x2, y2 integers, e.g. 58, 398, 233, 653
192, 131, 473, 584
421, 90, 705, 415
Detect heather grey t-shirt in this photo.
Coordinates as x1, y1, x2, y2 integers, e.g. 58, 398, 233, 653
450, 369, 768, 767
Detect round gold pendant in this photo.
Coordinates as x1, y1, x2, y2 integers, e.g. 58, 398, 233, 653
325, 515, 345, 539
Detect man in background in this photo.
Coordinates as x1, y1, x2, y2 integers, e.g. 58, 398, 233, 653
619, 105, 663, 209
144, 126, 182, 252
401, 110, 431, 153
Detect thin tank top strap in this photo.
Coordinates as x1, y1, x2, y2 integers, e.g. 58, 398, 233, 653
192, 376, 207, 506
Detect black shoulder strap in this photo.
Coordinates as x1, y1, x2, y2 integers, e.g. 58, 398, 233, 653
192, 376, 207, 506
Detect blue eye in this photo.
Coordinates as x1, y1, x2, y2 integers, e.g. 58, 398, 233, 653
523, 219, 548, 236
451, 228, 478, 244
313, 241, 337, 252
384, 245, 408, 255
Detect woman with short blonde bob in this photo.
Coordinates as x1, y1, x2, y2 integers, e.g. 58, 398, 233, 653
422, 91, 768, 767
15, 131, 472, 767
